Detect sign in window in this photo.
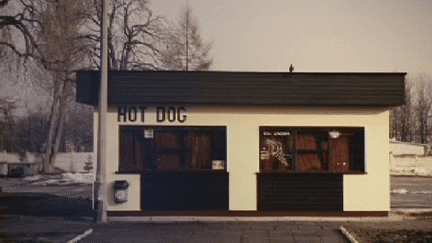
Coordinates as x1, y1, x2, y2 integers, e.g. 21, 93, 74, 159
259, 127, 365, 173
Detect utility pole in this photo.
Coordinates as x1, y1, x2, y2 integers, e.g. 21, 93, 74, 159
94, 0, 109, 223
185, 6, 189, 71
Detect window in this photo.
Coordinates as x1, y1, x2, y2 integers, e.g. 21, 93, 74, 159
120, 126, 226, 172
259, 127, 365, 173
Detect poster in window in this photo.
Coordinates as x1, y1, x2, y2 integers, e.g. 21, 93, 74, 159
260, 132, 291, 171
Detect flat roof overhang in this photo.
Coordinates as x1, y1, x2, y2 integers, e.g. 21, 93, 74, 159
76, 70, 406, 107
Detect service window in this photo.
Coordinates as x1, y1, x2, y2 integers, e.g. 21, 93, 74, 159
259, 127, 365, 173
119, 126, 227, 172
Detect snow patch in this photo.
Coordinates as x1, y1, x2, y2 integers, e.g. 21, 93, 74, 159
30, 173, 94, 186
391, 189, 408, 194
390, 167, 432, 177
412, 191, 432, 194
23, 174, 43, 182
391, 188, 432, 194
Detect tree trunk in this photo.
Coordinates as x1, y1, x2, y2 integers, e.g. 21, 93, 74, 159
43, 83, 61, 173
43, 72, 65, 174
51, 88, 69, 169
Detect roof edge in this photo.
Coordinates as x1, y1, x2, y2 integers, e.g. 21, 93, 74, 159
74, 69, 407, 76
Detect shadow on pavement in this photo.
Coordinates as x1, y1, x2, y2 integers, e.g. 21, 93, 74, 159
0, 192, 95, 242
0, 192, 94, 218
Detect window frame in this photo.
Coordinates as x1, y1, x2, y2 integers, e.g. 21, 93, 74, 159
259, 126, 365, 174
119, 126, 227, 173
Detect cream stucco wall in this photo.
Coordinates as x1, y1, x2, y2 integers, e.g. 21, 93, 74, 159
343, 110, 390, 211
94, 106, 390, 212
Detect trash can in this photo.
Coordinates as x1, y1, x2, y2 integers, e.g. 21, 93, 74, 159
113, 180, 129, 204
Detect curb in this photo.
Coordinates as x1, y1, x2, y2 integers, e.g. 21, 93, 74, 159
66, 229, 93, 243
339, 226, 358, 243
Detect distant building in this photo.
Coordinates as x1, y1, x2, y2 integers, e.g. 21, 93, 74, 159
389, 139, 428, 156
0, 151, 20, 163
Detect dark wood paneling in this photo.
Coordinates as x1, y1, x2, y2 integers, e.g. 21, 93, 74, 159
76, 70, 406, 107
141, 171, 229, 211
257, 173, 343, 211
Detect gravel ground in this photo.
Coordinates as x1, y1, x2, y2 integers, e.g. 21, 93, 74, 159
350, 229, 432, 243
344, 216, 432, 243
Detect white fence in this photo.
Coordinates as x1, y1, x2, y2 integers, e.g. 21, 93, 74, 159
51, 152, 95, 173
0, 151, 95, 173
389, 141, 427, 156
390, 154, 432, 168
0, 151, 21, 163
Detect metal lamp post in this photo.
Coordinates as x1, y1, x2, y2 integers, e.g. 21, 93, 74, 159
94, 0, 109, 223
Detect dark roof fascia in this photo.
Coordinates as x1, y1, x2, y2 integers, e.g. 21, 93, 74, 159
76, 70, 406, 107
77, 69, 407, 76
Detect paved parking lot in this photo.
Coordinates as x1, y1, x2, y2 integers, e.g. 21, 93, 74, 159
1, 176, 432, 242
80, 221, 350, 243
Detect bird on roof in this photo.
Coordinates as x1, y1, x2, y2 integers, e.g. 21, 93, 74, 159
289, 64, 294, 73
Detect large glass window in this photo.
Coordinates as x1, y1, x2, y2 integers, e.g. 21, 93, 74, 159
119, 126, 226, 172
259, 127, 365, 173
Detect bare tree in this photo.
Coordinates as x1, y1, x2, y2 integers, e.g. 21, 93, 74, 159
62, 102, 93, 152
161, 5, 212, 71
411, 74, 432, 144
1, 0, 177, 172
1, 0, 92, 172
20, 107, 50, 153
37, 0, 92, 172
390, 76, 413, 142
0, 0, 10, 7
82, 0, 167, 70
0, 97, 17, 151
389, 74, 432, 144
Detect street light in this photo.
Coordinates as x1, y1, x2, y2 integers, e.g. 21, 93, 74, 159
94, 0, 109, 223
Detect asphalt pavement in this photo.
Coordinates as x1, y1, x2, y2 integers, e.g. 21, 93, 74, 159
1, 210, 432, 243
80, 220, 351, 243
1, 176, 432, 242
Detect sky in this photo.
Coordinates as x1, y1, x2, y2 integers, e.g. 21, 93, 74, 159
2, 0, 432, 112
150, 0, 432, 75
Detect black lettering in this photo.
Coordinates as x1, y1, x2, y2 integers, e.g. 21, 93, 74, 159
118, 106, 127, 122
168, 107, 176, 122
128, 106, 137, 122
177, 107, 187, 123
139, 106, 147, 122
156, 107, 165, 122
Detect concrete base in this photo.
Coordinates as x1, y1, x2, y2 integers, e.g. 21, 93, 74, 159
108, 213, 405, 223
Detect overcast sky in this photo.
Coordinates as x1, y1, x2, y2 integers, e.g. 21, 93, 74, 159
2, 0, 431, 111
150, 0, 432, 75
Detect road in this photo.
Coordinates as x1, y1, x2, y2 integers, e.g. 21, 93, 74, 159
0, 177, 92, 199
391, 176, 432, 208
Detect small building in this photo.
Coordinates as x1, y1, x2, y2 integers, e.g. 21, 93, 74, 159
76, 70, 405, 217
0, 151, 41, 177
0, 151, 20, 164
389, 139, 428, 156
